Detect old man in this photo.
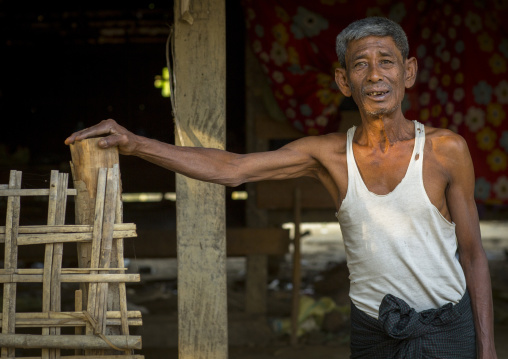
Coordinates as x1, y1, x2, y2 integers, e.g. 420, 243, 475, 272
66, 17, 497, 359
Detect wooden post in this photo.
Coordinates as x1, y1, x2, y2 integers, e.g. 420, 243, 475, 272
69, 138, 122, 352
174, 1, 227, 358
290, 188, 302, 345
69, 138, 119, 292
244, 46, 269, 315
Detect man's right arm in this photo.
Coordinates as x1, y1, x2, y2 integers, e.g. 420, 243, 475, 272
65, 119, 323, 187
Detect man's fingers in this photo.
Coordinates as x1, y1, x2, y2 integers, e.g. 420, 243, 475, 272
65, 119, 119, 145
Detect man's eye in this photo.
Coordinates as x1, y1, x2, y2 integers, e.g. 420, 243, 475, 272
355, 62, 366, 68
381, 60, 393, 64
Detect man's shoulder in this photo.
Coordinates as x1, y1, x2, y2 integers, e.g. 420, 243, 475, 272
423, 125, 470, 168
424, 125, 468, 153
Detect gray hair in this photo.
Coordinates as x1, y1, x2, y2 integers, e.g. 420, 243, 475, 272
335, 17, 409, 68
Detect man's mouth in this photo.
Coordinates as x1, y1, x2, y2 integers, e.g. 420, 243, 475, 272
366, 91, 389, 96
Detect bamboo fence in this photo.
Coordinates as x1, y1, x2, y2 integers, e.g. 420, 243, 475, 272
0, 167, 143, 358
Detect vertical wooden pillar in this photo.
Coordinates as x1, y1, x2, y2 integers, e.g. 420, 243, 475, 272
174, 1, 227, 359
290, 188, 302, 345
244, 46, 269, 314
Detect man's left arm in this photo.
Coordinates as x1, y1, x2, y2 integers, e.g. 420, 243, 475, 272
444, 134, 497, 359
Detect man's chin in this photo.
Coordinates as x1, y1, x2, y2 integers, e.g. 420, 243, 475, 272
365, 104, 400, 118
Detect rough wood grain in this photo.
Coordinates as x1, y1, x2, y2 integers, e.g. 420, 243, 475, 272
86, 167, 107, 342
174, 0, 227, 358
0, 334, 141, 350
69, 137, 119, 304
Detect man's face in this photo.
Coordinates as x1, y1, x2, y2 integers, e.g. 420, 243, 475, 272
335, 36, 416, 118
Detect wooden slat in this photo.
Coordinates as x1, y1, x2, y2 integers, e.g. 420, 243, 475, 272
95, 166, 120, 334
0, 334, 142, 350
256, 178, 335, 209
1, 310, 142, 320
13, 230, 137, 245
0, 223, 136, 234
0, 167, 143, 356
1, 170, 21, 358
0, 310, 142, 328
42, 170, 58, 359
0, 188, 76, 196
50, 172, 69, 358
113, 164, 130, 347
0, 273, 140, 283
86, 167, 107, 352
0, 268, 127, 275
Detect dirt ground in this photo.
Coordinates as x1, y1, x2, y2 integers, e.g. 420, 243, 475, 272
142, 324, 508, 358
131, 222, 508, 358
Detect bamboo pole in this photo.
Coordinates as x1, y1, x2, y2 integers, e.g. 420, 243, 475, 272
0, 188, 76, 196
1, 170, 21, 358
0, 334, 141, 350
0, 273, 139, 283
0, 223, 136, 234
42, 171, 58, 359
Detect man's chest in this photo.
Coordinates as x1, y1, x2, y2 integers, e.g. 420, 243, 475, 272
325, 142, 450, 219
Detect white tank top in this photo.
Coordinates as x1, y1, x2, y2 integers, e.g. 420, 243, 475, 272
336, 121, 466, 318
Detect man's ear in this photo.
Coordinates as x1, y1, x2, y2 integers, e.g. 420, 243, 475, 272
404, 57, 418, 89
335, 67, 352, 97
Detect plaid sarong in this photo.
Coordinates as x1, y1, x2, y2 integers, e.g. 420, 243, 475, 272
350, 291, 476, 359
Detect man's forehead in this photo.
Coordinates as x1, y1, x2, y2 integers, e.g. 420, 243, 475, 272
346, 36, 402, 59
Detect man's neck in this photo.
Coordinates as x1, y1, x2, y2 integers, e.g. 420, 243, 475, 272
356, 111, 414, 153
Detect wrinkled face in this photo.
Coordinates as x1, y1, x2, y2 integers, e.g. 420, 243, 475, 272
335, 36, 416, 118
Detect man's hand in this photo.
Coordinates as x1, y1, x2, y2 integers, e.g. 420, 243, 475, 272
64, 119, 138, 155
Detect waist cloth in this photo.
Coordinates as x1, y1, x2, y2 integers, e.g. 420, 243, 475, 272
350, 291, 476, 359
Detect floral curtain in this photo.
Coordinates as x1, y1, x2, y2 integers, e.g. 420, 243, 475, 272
243, 0, 508, 204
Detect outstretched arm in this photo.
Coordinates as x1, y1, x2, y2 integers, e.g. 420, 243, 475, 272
65, 119, 323, 187
443, 135, 497, 359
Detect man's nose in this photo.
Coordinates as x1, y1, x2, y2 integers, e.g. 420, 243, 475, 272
367, 64, 383, 82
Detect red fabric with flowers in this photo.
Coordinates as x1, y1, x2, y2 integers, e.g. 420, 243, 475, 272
243, 0, 508, 204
